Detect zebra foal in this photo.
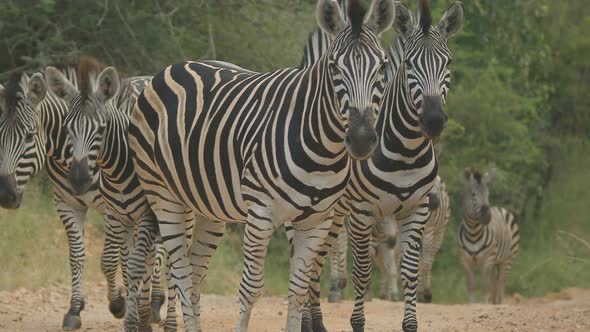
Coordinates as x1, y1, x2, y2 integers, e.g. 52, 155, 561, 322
459, 167, 520, 304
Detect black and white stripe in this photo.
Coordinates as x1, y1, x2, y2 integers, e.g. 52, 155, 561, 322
459, 167, 520, 304
128, 1, 395, 331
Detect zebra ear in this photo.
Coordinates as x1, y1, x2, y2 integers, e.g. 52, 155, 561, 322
366, 0, 396, 36
317, 0, 346, 36
28, 73, 47, 107
437, 1, 464, 38
96, 67, 120, 103
45, 66, 78, 103
392, 1, 414, 38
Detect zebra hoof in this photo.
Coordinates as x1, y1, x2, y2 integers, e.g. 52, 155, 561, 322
301, 316, 313, 332
150, 298, 164, 323
62, 313, 82, 331
109, 296, 127, 319
312, 318, 328, 332
351, 324, 364, 332
402, 320, 418, 332
139, 326, 153, 332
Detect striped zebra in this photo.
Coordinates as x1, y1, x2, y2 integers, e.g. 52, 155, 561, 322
128, 1, 396, 331
459, 167, 520, 304
0, 68, 166, 330
297, 1, 464, 331
44, 57, 168, 331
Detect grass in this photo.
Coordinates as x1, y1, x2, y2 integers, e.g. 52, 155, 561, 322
0, 176, 106, 291
1, 141, 589, 303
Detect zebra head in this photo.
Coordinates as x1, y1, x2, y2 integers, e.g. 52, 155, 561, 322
392, 0, 464, 139
317, 0, 395, 160
463, 167, 493, 224
45, 58, 120, 195
0, 72, 47, 209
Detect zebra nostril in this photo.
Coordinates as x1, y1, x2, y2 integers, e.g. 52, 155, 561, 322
344, 135, 352, 146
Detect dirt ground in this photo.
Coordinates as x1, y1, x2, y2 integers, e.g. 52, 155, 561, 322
0, 283, 589, 332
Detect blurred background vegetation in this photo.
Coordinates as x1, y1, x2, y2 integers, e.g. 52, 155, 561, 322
0, 0, 588, 303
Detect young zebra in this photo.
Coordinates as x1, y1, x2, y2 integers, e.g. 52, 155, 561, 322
128, 1, 396, 331
44, 58, 167, 331
0, 69, 165, 330
298, 1, 464, 331
459, 167, 520, 304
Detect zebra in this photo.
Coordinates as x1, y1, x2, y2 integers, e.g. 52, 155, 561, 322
44, 57, 169, 331
0, 69, 163, 330
328, 175, 451, 304
459, 167, 520, 304
295, 1, 464, 331
127, 1, 396, 331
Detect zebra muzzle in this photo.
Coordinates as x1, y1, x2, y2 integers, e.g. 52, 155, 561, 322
0, 174, 22, 209
68, 157, 93, 195
420, 95, 447, 139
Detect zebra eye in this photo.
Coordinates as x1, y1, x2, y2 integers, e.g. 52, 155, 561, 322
404, 59, 413, 70
329, 62, 340, 77
379, 60, 389, 74
25, 132, 36, 143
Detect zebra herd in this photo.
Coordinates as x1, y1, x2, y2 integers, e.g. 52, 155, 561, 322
0, 0, 521, 331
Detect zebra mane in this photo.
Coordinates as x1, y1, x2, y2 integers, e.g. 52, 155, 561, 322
77, 56, 106, 99
419, 0, 432, 35
348, 0, 367, 37
4, 71, 25, 116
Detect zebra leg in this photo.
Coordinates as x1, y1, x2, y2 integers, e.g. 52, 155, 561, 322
101, 213, 128, 319
189, 218, 226, 332
380, 215, 400, 301
123, 213, 159, 332
494, 261, 511, 304
348, 212, 376, 332
152, 203, 194, 332
460, 255, 477, 303
376, 242, 398, 301
328, 218, 348, 303
150, 238, 166, 323
480, 260, 495, 304
417, 238, 435, 303
55, 201, 88, 331
284, 219, 332, 332
236, 212, 276, 332
397, 206, 429, 332
305, 213, 344, 332
138, 233, 157, 331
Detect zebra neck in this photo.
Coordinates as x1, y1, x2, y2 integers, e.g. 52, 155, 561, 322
462, 215, 486, 231
376, 66, 431, 164
296, 58, 347, 159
